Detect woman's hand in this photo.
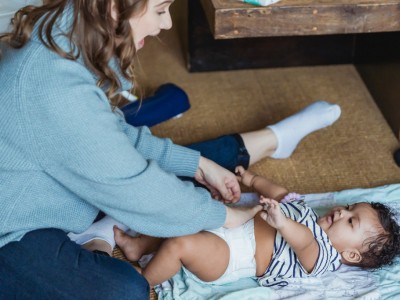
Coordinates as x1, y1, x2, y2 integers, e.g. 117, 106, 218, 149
195, 156, 240, 203
235, 166, 257, 187
259, 196, 287, 229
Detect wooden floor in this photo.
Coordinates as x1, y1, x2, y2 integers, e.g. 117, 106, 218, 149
132, 0, 400, 194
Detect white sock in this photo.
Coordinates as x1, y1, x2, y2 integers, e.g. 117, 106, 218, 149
268, 101, 341, 159
68, 215, 129, 249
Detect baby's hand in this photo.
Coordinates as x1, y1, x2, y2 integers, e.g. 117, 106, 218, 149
259, 196, 287, 229
235, 166, 256, 187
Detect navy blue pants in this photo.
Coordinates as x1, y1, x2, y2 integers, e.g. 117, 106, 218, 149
0, 135, 249, 300
187, 134, 250, 173
0, 229, 149, 300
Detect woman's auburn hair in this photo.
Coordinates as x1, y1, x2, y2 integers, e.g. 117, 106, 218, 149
0, 0, 147, 107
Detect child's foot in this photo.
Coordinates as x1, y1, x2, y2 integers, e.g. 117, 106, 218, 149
268, 101, 341, 159
114, 226, 145, 262
224, 205, 263, 228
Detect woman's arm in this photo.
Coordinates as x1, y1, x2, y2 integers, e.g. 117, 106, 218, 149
196, 157, 241, 203
118, 115, 200, 178
235, 166, 288, 200
23, 54, 229, 237
120, 116, 241, 203
259, 197, 319, 273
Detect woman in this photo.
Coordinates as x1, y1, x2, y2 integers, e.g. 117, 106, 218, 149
0, 0, 340, 298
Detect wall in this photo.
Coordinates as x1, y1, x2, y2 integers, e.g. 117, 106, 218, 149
0, 0, 42, 33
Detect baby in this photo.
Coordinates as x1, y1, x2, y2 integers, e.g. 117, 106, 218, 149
115, 167, 400, 287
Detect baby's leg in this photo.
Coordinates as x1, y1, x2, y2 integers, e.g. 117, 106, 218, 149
114, 227, 164, 262
143, 232, 230, 287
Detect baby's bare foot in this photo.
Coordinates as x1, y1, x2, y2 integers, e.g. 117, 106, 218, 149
224, 205, 263, 228
113, 226, 144, 261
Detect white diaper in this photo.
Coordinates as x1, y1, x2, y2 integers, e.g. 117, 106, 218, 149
182, 219, 257, 285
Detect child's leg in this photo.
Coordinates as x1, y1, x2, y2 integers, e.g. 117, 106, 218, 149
141, 232, 230, 287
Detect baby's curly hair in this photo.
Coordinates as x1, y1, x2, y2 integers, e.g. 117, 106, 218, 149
357, 202, 400, 269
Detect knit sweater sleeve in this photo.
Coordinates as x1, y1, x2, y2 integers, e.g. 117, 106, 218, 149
20, 49, 226, 237
116, 114, 201, 177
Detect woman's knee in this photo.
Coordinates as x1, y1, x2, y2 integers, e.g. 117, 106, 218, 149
121, 274, 149, 300
87, 255, 149, 299
109, 264, 150, 299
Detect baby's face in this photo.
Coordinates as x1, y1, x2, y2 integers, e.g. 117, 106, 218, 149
317, 202, 382, 254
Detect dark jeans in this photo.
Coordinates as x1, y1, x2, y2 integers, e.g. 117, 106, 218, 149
0, 229, 149, 300
0, 135, 249, 300
187, 134, 250, 172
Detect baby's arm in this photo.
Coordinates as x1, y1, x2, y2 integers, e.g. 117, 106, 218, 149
235, 166, 288, 200
260, 197, 319, 273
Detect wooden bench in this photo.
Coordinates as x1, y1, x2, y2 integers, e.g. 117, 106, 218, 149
187, 0, 400, 135
200, 0, 400, 39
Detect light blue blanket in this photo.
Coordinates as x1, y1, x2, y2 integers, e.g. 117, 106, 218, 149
155, 184, 400, 300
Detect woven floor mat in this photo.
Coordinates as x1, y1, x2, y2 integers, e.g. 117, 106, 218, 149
135, 8, 400, 192
147, 63, 400, 192
116, 64, 400, 299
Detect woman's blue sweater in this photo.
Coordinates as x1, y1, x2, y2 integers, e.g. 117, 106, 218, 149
0, 5, 225, 247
